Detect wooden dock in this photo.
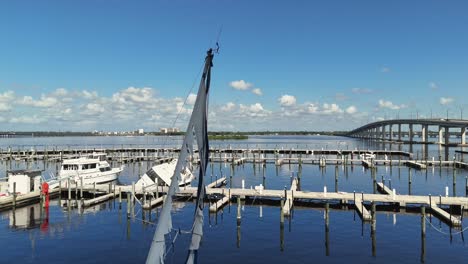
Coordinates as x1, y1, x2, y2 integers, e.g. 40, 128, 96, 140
83, 192, 119, 208
282, 178, 299, 216
376, 182, 393, 195
143, 195, 166, 210
206, 177, 226, 188
209, 196, 230, 212
405, 161, 427, 169
354, 196, 372, 221
429, 204, 462, 226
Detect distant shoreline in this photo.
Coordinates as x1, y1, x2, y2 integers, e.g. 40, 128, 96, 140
0, 131, 349, 138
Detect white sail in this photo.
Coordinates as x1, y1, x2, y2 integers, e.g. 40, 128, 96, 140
146, 48, 214, 264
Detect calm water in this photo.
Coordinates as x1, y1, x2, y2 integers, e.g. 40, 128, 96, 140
1, 135, 468, 263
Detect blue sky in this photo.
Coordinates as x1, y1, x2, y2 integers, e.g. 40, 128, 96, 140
1, 0, 467, 131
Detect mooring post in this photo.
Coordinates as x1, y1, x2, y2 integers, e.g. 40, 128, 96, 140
371, 201, 376, 220
280, 199, 285, 224
466, 177, 468, 196
131, 181, 135, 206
93, 182, 96, 199
58, 179, 62, 201
12, 182, 16, 210
361, 192, 364, 214
421, 206, 426, 236
143, 186, 146, 207
126, 194, 130, 218
237, 196, 242, 225
68, 179, 71, 200
80, 177, 83, 198
335, 166, 338, 192
118, 187, 122, 207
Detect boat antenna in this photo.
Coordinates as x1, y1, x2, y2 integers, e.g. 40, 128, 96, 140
214, 25, 222, 54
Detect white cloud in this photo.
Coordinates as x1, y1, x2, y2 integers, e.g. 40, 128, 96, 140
346, 105, 357, 114
239, 103, 271, 117
18, 95, 58, 108
186, 93, 197, 105
440, 97, 454, 105
175, 101, 191, 115
0, 91, 15, 111
82, 90, 98, 99
229, 80, 252, 90
221, 102, 236, 112
0, 91, 15, 101
252, 88, 262, 96
307, 103, 319, 113
112, 87, 154, 105
278, 94, 296, 107
351, 88, 373, 94
322, 103, 343, 114
0, 103, 11, 111
10, 115, 45, 124
52, 88, 68, 97
84, 103, 105, 115
378, 99, 405, 110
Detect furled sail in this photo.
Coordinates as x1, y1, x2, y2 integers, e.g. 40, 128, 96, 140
146, 48, 214, 264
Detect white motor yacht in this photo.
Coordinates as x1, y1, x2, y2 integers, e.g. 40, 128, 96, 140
58, 152, 123, 185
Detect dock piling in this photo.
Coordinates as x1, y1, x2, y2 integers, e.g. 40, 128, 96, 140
80, 177, 83, 198
237, 197, 241, 224
12, 182, 16, 210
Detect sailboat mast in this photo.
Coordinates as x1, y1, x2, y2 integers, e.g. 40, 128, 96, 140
146, 48, 214, 264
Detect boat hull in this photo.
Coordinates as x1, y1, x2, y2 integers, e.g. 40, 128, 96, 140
59, 168, 123, 186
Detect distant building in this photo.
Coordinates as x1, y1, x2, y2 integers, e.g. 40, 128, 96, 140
138, 128, 144, 135
160, 127, 180, 134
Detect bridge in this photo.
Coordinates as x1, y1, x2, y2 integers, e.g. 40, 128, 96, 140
347, 119, 468, 145
0, 132, 16, 138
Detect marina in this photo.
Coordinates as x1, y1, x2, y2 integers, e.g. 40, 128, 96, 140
1, 135, 468, 263
2, 1, 468, 262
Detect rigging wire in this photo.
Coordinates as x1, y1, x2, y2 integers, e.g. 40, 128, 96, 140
160, 62, 205, 151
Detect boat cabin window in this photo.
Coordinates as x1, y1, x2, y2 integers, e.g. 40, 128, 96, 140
99, 167, 112, 172
62, 164, 78, 170
82, 163, 97, 170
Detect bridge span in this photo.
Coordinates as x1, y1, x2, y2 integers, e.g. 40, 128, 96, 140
347, 118, 468, 145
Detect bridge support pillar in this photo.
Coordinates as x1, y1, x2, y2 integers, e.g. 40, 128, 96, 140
438, 126, 444, 144
382, 125, 386, 140
422, 125, 428, 143
389, 125, 393, 141
398, 124, 402, 141
444, 127, 450, 145
409, 124, 414, 143
461, 127, 466, 145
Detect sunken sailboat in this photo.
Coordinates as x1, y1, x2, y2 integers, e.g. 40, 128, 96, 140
146, 48, 214, 263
